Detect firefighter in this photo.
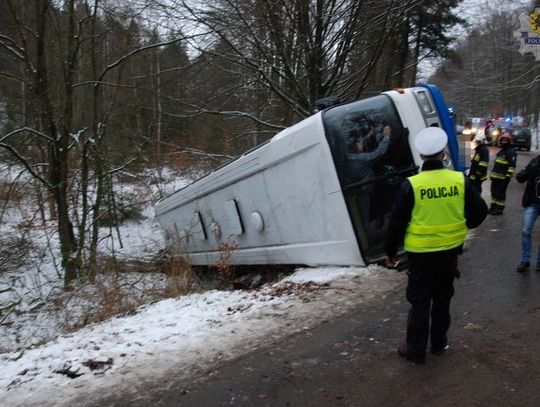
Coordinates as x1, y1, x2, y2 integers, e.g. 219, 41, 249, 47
489, 132, 516, 215
468, 133, 490, 194
384, 127, 488, 364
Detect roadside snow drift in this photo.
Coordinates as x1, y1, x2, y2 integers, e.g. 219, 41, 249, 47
1, 266, 403, 407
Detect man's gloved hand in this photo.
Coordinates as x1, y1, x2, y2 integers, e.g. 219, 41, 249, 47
385, 256, 400, 269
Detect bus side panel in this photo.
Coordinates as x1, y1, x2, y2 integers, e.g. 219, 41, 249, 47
156, 115, 364, 266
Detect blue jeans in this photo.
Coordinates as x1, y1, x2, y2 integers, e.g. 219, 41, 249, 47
521, 203, 540, 263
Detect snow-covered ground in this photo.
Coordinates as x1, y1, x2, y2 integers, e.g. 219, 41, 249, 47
0, 164, 192, 354
1, 265, 404, 407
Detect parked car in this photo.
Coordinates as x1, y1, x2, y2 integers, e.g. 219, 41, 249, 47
513, 128, 532, 151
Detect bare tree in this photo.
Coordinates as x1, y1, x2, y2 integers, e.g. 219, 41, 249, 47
0, 0, 189, 287
179, 0, 417, 123
431, 4, 540, 124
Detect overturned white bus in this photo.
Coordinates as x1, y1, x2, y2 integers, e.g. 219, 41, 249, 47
155, 84, 462, 267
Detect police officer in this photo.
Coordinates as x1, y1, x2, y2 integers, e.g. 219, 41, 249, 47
384, 127, 488, 364
468, 133, 490, 194
489, 132, 516, 215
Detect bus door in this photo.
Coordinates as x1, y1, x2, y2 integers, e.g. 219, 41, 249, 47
323, 95, 417, 262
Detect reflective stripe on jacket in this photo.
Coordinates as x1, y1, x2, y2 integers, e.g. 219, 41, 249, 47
404, 169, 467, 253
490, 147, 516, 180
469, 145, 489, 181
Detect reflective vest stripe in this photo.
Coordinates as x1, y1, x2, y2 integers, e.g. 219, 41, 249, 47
405, 233, 467, 249
408, 220, 466, 234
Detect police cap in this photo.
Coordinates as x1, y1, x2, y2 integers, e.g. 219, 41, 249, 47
414, 127, 448, 156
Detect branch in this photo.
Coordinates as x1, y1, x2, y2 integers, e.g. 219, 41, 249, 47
0, 301, 19, 325
158, 102, 286, 131
158, 140, 236, 161
96, 36, 186, 85
72, 80, 135, 89
0, 70, 27, 84
181, 147, 236, 161
107, 158, 139, 175
0, 34, 26, 61
0, 143, 49, 186
0, 127, 55, 144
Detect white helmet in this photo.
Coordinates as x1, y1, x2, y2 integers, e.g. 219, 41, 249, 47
473, 133, 486, 143
414, 127, 448, 156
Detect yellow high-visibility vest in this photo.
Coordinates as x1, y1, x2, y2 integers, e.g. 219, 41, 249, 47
404, 169, 468, 253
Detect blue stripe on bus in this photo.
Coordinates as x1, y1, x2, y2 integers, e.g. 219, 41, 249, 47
419, 84, 463, 172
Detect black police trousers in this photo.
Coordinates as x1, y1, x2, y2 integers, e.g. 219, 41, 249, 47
469, 177, 483, 195
405, 250, 457, 356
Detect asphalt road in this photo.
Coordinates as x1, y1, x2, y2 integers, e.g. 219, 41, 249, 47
104, 149, 540, 407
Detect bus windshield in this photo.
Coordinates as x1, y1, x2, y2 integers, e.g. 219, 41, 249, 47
322, 95, 414, 188
321, 94, 417, 261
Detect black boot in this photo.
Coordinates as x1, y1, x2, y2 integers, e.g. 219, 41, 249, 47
397, 345, 426, 365
517, 261, 530, 273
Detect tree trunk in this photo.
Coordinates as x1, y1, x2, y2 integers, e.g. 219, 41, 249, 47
35, 0, 78, 287
409, 25, 422, 87
155, 50, 162, 163
395, 18, 410, 87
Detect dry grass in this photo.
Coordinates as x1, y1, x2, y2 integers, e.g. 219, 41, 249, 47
62, 252, 200, 331
79, 279, 140, 327
0, 235, 37, 274
158, 255, 198, 299
214, 237, 238, 283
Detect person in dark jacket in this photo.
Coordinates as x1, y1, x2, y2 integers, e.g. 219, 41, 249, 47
385, 127, 488, 365
516, 155, 540, 273
488, 132, 516, 215
346, 125, 391, 229
468, 133, 490, 194
314, 96, 340, 112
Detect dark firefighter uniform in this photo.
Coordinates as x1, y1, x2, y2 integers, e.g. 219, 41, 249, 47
489, 136, 516, 215
468, 142, 489, 194
385, 159, 487, 363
